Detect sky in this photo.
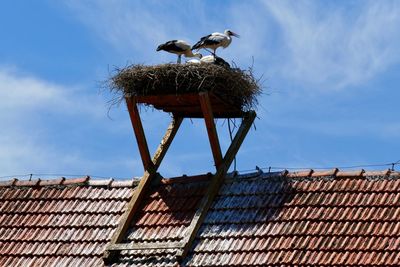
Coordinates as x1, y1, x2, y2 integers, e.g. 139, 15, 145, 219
1, 0, 400, 180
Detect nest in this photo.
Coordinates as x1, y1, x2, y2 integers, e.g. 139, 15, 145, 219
108, 63, 261, 111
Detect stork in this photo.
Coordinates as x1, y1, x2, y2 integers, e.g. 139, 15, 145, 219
200, 55, 230, 68
186, 55, 230, 69
192, 29, 239, 56
156, 40, 201, 63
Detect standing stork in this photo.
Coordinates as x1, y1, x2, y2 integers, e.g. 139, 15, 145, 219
156, 40, 201, 63
192, 29, 239, 56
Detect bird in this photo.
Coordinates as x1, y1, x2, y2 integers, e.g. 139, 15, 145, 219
192, 29, 239, 56
201, 55, 230, 68
186, 58, 201, 64
186, 55, 230, 69
156, 40, 201, 63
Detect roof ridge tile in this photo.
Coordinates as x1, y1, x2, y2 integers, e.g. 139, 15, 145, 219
0, 178, 17, 187
311, 168, 338, 177
61, 176, 89, 186
286, 169, 313, 178
363, 169, 391, 178
87, 178, 113, 187
39, 178, 65, 186
14, 179, 41, 187
161, 173, 212, 184
336, 169, 365, 177
110, 179, 138, 188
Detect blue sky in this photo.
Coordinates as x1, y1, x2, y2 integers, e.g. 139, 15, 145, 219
1, 0, 399, 179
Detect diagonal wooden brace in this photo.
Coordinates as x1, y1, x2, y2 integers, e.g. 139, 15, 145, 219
126, 97, 154, 171
103, 98, 183, 263
199, 92, 223, 169
177, 111, 256, 259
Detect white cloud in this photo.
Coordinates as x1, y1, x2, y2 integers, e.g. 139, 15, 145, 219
0, 67, 105, 119
0, 67, 120, 177
63, 0, 400, 90
63, 0, 212, 64
263, 0, 400, 89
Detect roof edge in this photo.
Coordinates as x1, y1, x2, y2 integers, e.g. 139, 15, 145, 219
0, 176, 139, 188
1, 168, 399, 188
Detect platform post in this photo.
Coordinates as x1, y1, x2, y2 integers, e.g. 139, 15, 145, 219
177, 111, 256, 260
199, 92, 223, 169
103, 101, 183, 263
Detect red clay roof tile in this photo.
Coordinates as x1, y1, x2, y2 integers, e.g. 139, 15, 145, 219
0, 178, 17, 187
286, 169, 313, 178
88, 178, 114, 187
39, 178, 65, 186
61, 176, 89, 185
14, 179, 40, 187
311, 168, 338, 177
2, 170, 400, 266
110, 179, 138, 188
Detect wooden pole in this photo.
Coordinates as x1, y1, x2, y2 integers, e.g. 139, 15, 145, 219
126, 97, 154, 171
177, 111, 256, 260
103, 110, 183, 263
199, 92, 223, 168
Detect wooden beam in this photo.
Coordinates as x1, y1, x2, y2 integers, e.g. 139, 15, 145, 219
199, 92, 223, 168
152, 117, 183, 169
177, 111, 256, 260
171, 111, 243, 119
107, 241, 184, 251
135, 94, 200, 105
103, 115, 183, 263
126, 97, 153, 171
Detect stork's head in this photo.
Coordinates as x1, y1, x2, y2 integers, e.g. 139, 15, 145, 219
225, 29, 240, 38
156, 44, 164, 51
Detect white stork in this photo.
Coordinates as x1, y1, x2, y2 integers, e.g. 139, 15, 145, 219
192, 29, 239, 56
200, 55, 230, 68
186, 55, 230, 68
156, 40, 201, 63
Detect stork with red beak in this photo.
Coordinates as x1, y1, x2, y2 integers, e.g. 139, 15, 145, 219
192, 29, 240, 56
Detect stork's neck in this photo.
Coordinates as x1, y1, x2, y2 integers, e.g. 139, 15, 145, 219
223, 35, 232, 48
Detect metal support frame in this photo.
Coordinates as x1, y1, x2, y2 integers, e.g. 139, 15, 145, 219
103, 93, 256, 264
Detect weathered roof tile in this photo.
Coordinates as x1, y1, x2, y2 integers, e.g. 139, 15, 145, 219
61, 176, 89, 185
88, 178, 114, 187
2, 170, 400, 266
39, 178, 65, 186
14, 179, 40, 187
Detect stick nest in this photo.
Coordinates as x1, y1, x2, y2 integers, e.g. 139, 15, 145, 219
108, 63, 261, 111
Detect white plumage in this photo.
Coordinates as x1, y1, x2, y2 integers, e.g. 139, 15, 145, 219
156, 40, 201, 63
186, 55, 230, 68
192, 29, 239, 56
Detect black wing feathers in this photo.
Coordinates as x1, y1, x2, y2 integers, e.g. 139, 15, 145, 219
192, 34, 215, 50
156, 40, 186, 52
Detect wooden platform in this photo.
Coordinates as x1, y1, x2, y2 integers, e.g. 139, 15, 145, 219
134, 93, 244, 118
104, 91, 256, 263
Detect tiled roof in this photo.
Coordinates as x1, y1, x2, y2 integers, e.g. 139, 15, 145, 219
185, 169, 400, 266
0, 177, 136, 267
1, 169, 400, 266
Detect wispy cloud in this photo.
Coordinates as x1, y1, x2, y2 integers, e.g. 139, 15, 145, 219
0, 67, 133, 177
63, 0, 400, 90
63, 0, 214, 64
263, 0, 400, 89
